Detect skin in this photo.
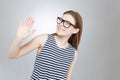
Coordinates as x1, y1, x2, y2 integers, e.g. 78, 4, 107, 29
55, 14, 79, 80
8, 14, 79, 80
55, 14, 79, 48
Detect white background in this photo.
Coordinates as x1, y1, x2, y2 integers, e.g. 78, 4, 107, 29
0, 0, 120, 80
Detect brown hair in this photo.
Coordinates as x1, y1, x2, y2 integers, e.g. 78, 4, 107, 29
53, 10, 83, 50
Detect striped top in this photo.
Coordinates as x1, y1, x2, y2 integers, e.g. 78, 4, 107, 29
30, 34, 75, 80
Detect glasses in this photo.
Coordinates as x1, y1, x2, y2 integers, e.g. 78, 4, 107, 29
56, 17, 76, 28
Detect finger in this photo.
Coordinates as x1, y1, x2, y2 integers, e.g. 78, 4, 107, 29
24, 17, 31, 26
26, 17, 32, 26
26, 17, 35, 32
31, 29, 36, 33
28, 18, 35, 28
23, 17, 32, 32
28, 29, 36, 36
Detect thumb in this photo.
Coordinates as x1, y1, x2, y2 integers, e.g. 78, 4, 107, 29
30, 29, 36, 34
28, 29, 36, 36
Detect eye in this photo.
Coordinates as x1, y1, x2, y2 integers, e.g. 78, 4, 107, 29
64, 21, 71, 26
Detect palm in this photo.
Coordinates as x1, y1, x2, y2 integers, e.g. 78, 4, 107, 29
16, 17, 36, 39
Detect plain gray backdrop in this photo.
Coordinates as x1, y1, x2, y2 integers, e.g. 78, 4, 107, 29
0, 0, 120, 80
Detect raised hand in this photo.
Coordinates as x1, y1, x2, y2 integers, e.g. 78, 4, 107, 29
16, 17, 36, 40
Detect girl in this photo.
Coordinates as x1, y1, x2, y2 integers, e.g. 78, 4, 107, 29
8, 10, 83, 80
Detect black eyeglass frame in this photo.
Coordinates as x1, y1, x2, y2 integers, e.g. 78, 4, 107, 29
56, 17, 76, 28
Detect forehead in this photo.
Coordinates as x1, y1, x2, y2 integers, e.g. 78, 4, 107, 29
62, 14, 76, 25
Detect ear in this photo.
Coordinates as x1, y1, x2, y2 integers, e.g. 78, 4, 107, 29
72, 28, 79, 34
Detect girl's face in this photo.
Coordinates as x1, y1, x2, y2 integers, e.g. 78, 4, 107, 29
56, 14, 79, 37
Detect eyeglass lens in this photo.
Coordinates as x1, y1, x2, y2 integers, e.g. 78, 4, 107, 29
57, 17, 73, 28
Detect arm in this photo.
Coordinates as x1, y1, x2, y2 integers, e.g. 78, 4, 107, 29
7, 34, 45, 59
7, 17, 35, 59
66, 50, 78, 80
7, 17, 42, 59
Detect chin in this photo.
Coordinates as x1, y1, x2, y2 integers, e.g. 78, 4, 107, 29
56, 31, 65, 36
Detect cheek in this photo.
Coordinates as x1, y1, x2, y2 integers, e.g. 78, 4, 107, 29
56, 24, 59, 30
56, 24, 58, 29
56, 24, 73, 35
65, 28, 73, 34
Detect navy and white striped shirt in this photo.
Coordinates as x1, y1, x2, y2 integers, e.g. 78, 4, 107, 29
30, 34, 75, 80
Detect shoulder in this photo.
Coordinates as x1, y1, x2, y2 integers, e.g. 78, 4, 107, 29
37, 33, 48, 39
33, 33, 48, 42
36, 33, 48, 38
33, 33, 49, 47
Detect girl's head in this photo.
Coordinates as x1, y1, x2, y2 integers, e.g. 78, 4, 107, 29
54, 10, 83, 50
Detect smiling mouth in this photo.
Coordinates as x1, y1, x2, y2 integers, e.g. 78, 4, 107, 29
58, 28, 62, 30
58, 28, 65, 31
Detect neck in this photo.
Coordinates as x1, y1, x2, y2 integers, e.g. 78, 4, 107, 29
54, 34, 71, 47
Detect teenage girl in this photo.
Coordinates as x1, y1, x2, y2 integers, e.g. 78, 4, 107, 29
8, 10, 83, 80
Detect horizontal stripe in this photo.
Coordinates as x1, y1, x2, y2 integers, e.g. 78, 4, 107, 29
31, 34, 75, 80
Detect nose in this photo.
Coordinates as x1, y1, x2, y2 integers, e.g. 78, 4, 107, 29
58, 23, 65, 30
59, 22, 64, 27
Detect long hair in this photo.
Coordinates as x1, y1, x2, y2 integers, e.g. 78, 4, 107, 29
53, 10, 83, 50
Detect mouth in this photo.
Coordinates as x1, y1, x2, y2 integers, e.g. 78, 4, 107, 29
58, 28, 63, 31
